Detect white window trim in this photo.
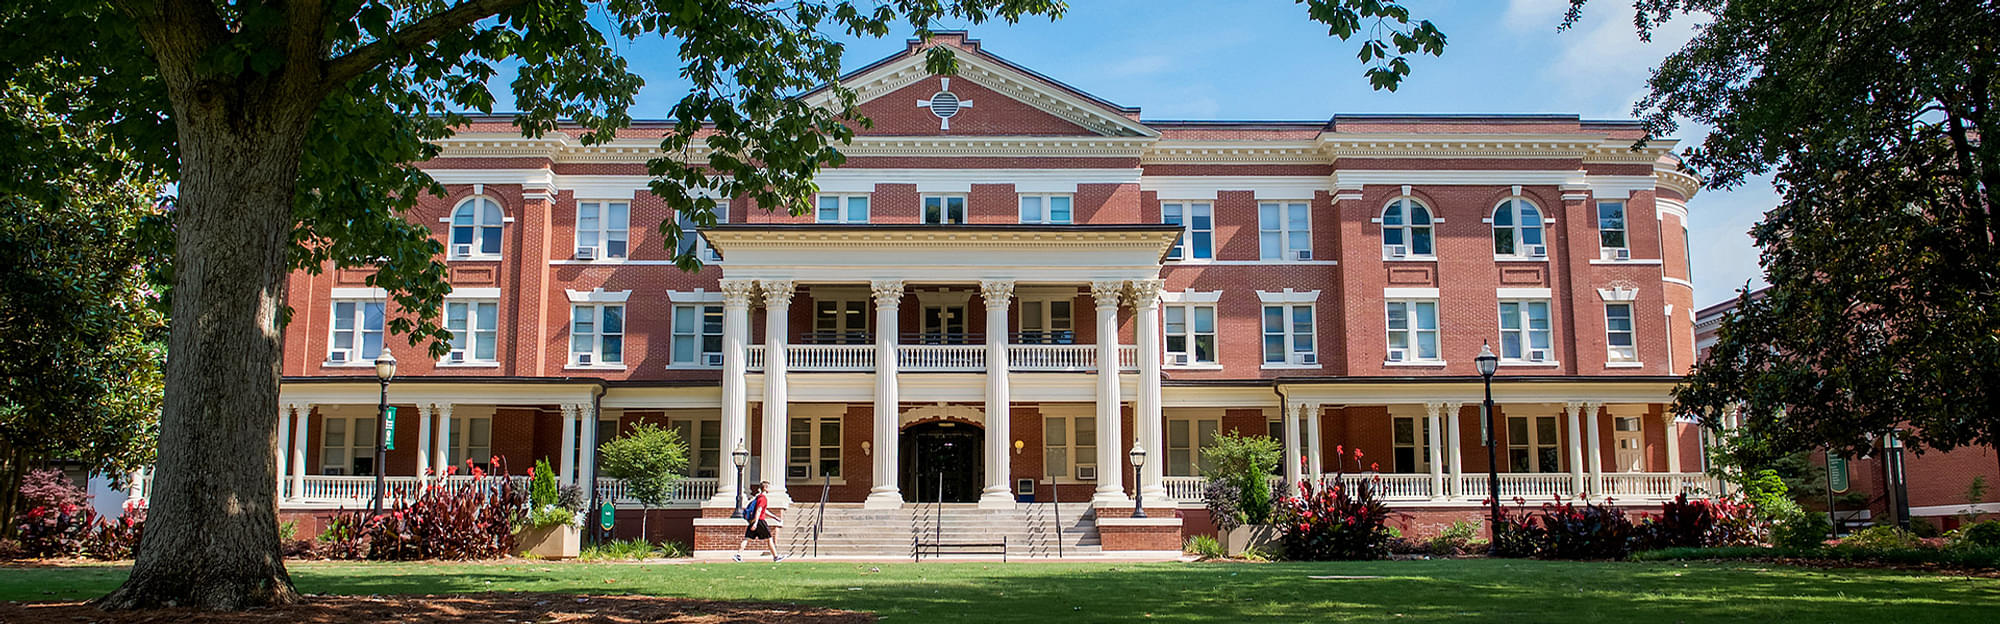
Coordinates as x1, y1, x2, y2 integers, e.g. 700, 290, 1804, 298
1164, 416, 1222, 477
1257, 200, 1313, 261
1041, 411, 1098, 485
670, 303, 724, 368
319, 415, 378, 476
669, 415, 724, 478
1260, 303, 1320, 369
566, 288, 632, 303
667, 289, 725, 303
567, 303, 627, 370
1596, 199, 1629, 258
1162, 302, 1219, 368
442, 196, 512, 261
1377, 197, 1439, 260
325, 299, 385, 367
1507, 415, 1563, 473
695, 200, 728, 263
921, 194, 968, 225
573, 200, 630, 261
1497, 299, 1557, 365
1496, 287, 1553, 299
1384, 299, 1443, 364
1605, 302, 1640, 365
1162, 201, 1214, 262
1489, 197, 1552, 260
817, 194, 870, 224
1255, 289, 1321, 304
1018, 193, 1074, 224
1392, 415, 1432, 473
440, 299, 501, 367
786, 410, 844, 482
446, 416, 494, 469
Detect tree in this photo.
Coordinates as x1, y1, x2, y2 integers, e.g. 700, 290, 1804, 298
0, 57, 167, 535
3, 0, 1442, 610
595, 423, 687, 543
1598, 0, 1999, 467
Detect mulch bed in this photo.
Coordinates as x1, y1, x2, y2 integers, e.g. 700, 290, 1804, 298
0, 593, 873, 623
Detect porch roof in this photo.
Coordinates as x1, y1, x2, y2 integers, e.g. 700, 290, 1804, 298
703, 224, 1180, 283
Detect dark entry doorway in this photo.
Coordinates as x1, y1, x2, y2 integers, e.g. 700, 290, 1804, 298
901, 421, 983, 503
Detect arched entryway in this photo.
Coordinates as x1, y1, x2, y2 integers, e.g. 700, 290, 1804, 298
900, 420, 984, 503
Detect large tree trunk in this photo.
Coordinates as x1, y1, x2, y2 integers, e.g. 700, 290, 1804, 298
97, 86, 316, 609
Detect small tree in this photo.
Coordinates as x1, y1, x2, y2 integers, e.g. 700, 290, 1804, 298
596, 424, 687, 543
524, 459, 572, 529
1201, 431, 1282, 527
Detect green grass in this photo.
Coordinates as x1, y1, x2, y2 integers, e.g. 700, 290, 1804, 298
8, 559, 1997, 622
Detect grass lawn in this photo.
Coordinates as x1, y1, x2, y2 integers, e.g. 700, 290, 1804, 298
8, 559, 1997, 622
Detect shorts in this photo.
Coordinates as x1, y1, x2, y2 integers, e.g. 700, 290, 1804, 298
744, 519, 771, 540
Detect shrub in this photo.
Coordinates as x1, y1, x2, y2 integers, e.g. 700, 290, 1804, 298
1425, 520, 1480, 556
1909, 517, 1941, 538
10, 474, 145, 561
18, 469, 89, 509
1770, 511, 1833, 549
1539, 500, 1639, 559
14, 504, 94, 558
1952, 520, 2000, 549
1271, 477, 1394, 561
331, 459, 529, 561
1839, 525, 1920, 552
1491, 509, 1543, 558
1201, 431, 1281, 527
315, 510, 371, 560
1641, 494, 1717, 549
1183, 534, 1226, 560
525, 459, 573, 529
1203, 478, 1244, 533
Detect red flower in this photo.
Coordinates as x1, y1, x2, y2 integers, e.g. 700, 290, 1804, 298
1369, 462, 1379, 472
1354, 449, 1364, 459
1336, 444, 1344, 456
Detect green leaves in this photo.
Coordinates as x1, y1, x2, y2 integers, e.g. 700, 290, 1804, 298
1301, 0, 1445, 92
597, 423, 689, 508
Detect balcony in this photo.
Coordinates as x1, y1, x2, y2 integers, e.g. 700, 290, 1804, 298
131, 473, 721, 509
747, 343, 1138, 372
1158, 473, 1720, 505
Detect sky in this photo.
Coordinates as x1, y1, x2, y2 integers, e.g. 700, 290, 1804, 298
516, 0, 1773, 308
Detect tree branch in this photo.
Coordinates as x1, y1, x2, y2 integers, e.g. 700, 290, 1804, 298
322, 0, 532, 87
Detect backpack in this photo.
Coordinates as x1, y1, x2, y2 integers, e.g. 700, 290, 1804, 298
739, 499, 758, 521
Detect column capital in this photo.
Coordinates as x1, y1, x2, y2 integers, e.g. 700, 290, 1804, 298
1563, 401, 1586, 415
1125, 279, 1165, 308
719, 279, 757, 305
1090, 280, 1125, 308
759, 279, 796, 307
979, 279, 1016, 306
870, 280, 906, 307
560, 403, 581, 418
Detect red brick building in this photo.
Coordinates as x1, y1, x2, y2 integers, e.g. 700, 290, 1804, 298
136, 34, 1713, 554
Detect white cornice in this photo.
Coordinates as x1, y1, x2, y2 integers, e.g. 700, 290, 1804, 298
1142, 141, 1324, 165
809, 49, 1156, 138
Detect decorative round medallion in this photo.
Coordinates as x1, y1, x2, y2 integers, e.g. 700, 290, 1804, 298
926, 90, 962, 119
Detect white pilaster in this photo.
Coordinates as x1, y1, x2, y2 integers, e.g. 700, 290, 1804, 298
712, 278, 756, 507
1305, 404, 1324, 479
1443, 401, 1463, 498
979, 279, 1017, 508
1663, 412, 1682, 473
760, 279, 795, 507
1281, 402, 1303, 495
864, 280, 906, 508
416, 403, 433, 481
1566, 402, 1587, 498
1090, 280, 1128, 505
1425, 402, 1446, 498
433, 403, 454, 476
558, 403, 580, 486
1584, 401, 1605, 497
1129, 279, 1168, 502
290, 404, 309, 499
276, 405, 293, 498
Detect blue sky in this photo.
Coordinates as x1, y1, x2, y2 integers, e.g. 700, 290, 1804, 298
536, 0, 1771, 308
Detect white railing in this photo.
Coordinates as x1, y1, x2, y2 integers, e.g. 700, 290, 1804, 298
1118, 345, 1138, 370
1600, 473, 1715, 499
294, 475, 425, 504
1164, 476, 1208, 503
1458, 473, 1577, 501
745, 345, 765, 370
898, 344, 985, 371
1323, 473, 1436, 501
594, 477, 719, 507
1008, 344, 1095, 371
790, 345, 874, 371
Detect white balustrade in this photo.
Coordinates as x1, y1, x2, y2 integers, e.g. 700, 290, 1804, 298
1323, 473, 1435, 500
294, 475, 425, 504
1008, 344, 1096, 371
594, 477, 719, 507
745, 345, 766, 371
898, 345, 985, 371
1457, 473, 1578, 502
1117, 345, 1138, 370
1163, 476, 1208, 503
1600, 473, 1715, 499
787, 345, 874, 371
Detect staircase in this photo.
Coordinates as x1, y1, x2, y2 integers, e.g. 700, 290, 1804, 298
780, 502, 1101, 559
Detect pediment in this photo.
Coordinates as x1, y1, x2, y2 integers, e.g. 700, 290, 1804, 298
806, 35, 1157, 138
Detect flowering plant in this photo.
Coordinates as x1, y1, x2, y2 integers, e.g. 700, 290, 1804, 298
1271, 470, 1396, 560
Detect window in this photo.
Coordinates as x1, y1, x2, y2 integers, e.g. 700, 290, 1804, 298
569, 304, 625, 365
1605, 303, 1637, 362
669, 417, 722, 478
575, 201, 629, 259
1392, 416, 1431, 473
922, 195, 966, 224
444, 300, 498, 364
816, 194, 869, 224
812, 297, 869, 344
1506, 415, 1560, 473
1166, 417, 1221, 477
1381, 198, 1434, 258
1019, 194, 1073, 224
1492, 198, 1546, 258
1163, 201, 1213, 260
1385, 300, 1440, 362
320, 416, 377, 476
1164, 304, 1217, 365
1614, 416, 1644, 471
1043, 414, 1097, 482
1258, 201, 1312, 260
1596, 200, 1627, 254
1681, 226, 1693, 278
1018, 297, 1074, 344
676, 201, 728, 262
671, 304, 723, 366
449, 197, 504, 258
327, 300, 384, 364
787, 415, 841, 479
1261, 304, 1316, 365
1497, 300, 1553, 362
447, 417, 492, 470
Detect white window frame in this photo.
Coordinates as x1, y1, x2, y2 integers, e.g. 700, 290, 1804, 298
1379, 197, 1436, 259
1506, 415, 1561, 473
569, 303, 626, 366
447, 196, 506, 260
574, 200, 629, 260
326, 300, 385, 365
1491, 197, 1548, 259
1605, 302, 1638, 363
1261, 304, 1318, 367
1162, 303, 1218, 366
443, 299, 499, 365
787, 413, 842, 481
1497, 299, 1555, 363
671, 303, 724, 367
1258, 200, 1313, 261
1384, 300, 1441, 363
1018, 194, 1073, 224
669, 416, 723, 478
698, 200, 728, 262
1392, 416, 1431, 473
1016, 296, 1075, 344
1596, 200, 1628, 258
320, 415, 377, 476
811, 294, 871, 344
816, 194, 869, 224
1162, 201, 1214, 261
922, 194, 967, 225
447, 416, 493, 470
1042, 413, 1097, 483
1165, 416, 1221, 477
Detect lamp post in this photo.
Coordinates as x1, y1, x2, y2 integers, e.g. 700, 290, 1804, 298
731, 441, 750, 513
1474, 342, 1500, 549
1128, 445, 1148, 519
371, 349, 397, 516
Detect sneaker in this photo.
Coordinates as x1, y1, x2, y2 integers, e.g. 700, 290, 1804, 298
732, 554, 742, 562
773, 555, 787, 562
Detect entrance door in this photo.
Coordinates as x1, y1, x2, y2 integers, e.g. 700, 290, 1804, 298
918, 304, 966, 344
901, 421, 983, 503
1613, 416, 1644, 472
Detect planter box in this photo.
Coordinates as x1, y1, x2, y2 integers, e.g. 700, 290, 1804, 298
515, 524, 580, 559
1226, 524, 1278, 556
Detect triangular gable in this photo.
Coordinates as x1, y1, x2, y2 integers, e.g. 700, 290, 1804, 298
805, 33, 1157, 138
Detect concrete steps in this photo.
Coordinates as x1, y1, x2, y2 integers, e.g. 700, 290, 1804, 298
779, 502, 1103, 558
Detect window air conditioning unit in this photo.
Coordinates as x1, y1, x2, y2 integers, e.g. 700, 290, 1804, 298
1386, 244, 1409, 258
448, 351, 465, 364
702, 352, 725, 367
1170, 353, 1190, 366
1075, 465, 1097, 482
1611, 248, 1631, 261
576, 353, 595, 366
1297, 352, 1318, 365
1294, 249, 1313, 260
328, 351, 349, 364
1528, 348, 1551, 362
452, 243, 474, 257
574, 246, 598, 260
1387, 348, 1408, 362
1526, 244, 1548, 258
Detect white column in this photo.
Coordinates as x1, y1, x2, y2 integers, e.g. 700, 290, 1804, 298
864, 280, 906, 508
1129, 279, 1168, 502
416, 403, 433, 481
1663, 412, 1682, 473
578, 402, 600, 495
1305, 404, 1324, 479
558, 403, 580, 486
1425, 402, 1446, 499
290, 405, 309, 499
1281, 401, 1303, 495
1443, 401, 1464, 498
1584, 401, 1605, 497
1090, 280, 1128, 505
1566, 402, 1587, 498
433, 403, 454, 476
760, 280, 795, 507
979, 280, 1017, 508
712, 278, 756, 507
276, 405, 293, 498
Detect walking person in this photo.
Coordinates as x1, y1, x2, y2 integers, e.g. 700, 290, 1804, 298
735, 481, 784, 562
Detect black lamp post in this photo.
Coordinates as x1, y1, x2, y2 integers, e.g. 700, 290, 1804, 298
1474, 342, 1500, 548
1128, 445, 1148, 519
371, 348, 397, 516
731, 441, 750, 513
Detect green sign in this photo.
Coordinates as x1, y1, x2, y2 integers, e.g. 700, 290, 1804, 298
599, 502, 615, 530
382, 406, 397, 451
1827, 455, 1849, 493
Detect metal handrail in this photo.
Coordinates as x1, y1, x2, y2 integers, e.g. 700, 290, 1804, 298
1051, 474, 1064, 559
813, 472, 830, 558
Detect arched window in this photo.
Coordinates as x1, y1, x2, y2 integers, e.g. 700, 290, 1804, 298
1380, 198, 1434, 258
1492, 198, 1545, 257
450, 197, 504, 258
